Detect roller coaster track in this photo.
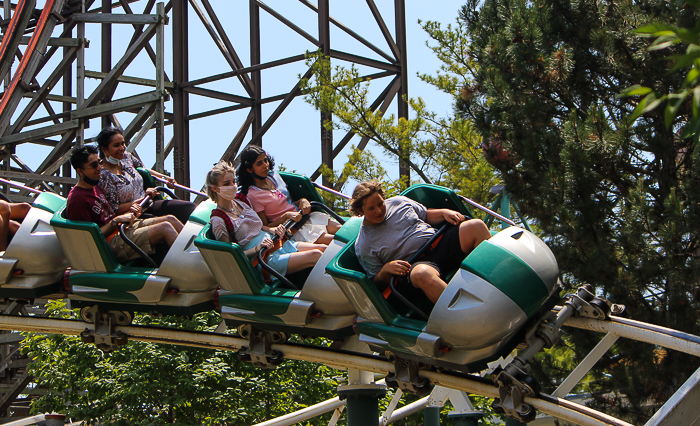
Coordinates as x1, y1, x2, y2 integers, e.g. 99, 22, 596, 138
0, 0, 36, 84
0, 0, 66, 130
0, 311, 698, 426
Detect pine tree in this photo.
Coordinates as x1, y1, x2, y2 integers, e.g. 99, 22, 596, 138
435, 0, 700, 421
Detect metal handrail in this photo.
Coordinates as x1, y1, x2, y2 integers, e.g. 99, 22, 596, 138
117, 223, 157, 268
0, 177, 42, 194
459, 194, 517, 227
153, 176, 207, 197
312, 182, 351, 200
310, 181, 520, 228
154, 186, 179, 200
309, 201, 346, 224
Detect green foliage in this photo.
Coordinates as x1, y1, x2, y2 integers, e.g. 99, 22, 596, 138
300, 51, 500, 208
620, 2, 700, 138
22, 300, 339, 425
442, 0, 700, 421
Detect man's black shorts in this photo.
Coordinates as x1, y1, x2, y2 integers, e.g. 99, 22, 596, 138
418, 224, 467, 276
397, 224, 467, 296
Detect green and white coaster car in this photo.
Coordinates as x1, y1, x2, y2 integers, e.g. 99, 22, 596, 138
195, 217, 360, 340
194, 172, 358, 344
0, 192, 68, 300
326, 184, 560, 381
51, 198, 219, 318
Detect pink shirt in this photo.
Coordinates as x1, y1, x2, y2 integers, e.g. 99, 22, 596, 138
246, 177, 295, 222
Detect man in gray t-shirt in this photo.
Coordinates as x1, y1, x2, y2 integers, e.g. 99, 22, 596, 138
356, 196, 434, 279
351, 181, 492, 304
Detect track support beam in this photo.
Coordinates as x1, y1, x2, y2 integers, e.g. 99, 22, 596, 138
338, 370, 387, 426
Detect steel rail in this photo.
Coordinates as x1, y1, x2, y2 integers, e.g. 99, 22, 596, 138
0, 0, 36, 83
563, 313, 700, 357
0, 0, 61, 128
0, 177, 41, 194
0, 314, 638, 425
253, 396, 344, 426
152, 175, 207, 197
255, 382, 429, 426
312, 182, 352, 200
459, 195, 518, 227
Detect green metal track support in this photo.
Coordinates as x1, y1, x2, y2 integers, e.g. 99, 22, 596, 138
484, 188, 533, 233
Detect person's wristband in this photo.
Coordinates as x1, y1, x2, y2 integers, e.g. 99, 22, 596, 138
111, 219, 118, 228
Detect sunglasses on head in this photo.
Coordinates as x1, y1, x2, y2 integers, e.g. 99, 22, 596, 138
84, 158, 103, 169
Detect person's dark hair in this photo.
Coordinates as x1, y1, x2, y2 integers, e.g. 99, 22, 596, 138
95, 127, 123, 159
70, 145, 99, 170
236, 145, 275, 195
349, 180, 385, 216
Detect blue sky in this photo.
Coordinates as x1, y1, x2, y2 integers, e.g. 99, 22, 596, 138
20, 0, 468, 195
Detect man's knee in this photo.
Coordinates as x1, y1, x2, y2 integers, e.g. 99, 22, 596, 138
164, 214, 183, 231
0, 201, 10, 218
460, 218, 487, 233
147, 221, 174, 241
459, 219, 491, 244
157, 221, 177, 236
14, 203, 31, 217
409, 264, 439, 288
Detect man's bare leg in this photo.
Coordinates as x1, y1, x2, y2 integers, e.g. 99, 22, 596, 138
409, 264, 448, 304
146, 221, 179, 247
458, 219, 492, 254
9, 203, 30, 221
0, 202, 11, 251
149, 214, 183, 233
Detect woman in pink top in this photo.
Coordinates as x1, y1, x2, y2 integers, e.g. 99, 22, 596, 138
236, 146, 340, 245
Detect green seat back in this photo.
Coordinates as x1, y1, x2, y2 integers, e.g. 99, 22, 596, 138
326, 240, 426, 329
188, 199, 216, 225
333, 217, 362, 244
32, 192, 66, 214
50, 205, 122, 273
136, 167, 157, 190
194, 224, 268, 295
279, 171, 324, 204
400, 184, 474, 218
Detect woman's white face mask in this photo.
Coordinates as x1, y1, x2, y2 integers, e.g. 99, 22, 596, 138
217, 184, 237, 201
105, 156, 121, 165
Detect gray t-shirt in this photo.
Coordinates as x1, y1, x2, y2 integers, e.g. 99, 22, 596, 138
355, 196, 436, 279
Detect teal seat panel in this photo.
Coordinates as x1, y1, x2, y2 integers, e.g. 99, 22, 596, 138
356, 321, 423, 356
72, 292, 140, 303
188, 199, 216, 225
333, 217, 362, 244
194, 224, 267, 294
50, 205, 154, 275
218, 293, 296, 317
326, 240, 425, 330
32, 192, 66, 214
279, 171, 324, 204
69, 271, 153, 292
136, 167, 157, 191
51, 205, 121, 273
401, 184, 474, 219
